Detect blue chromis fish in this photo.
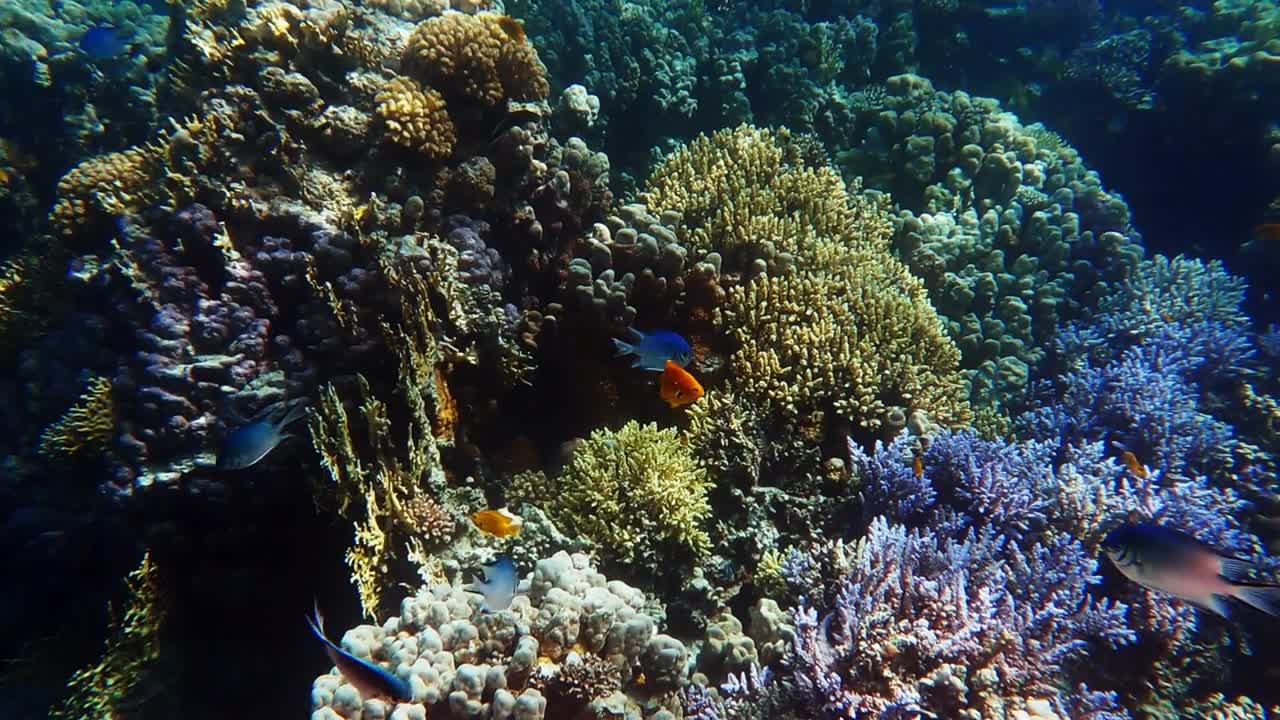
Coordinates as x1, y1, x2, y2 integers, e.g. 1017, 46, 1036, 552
216, 399, 308, 471
464, 555, 518, 613
79, 26, 128, 59
1103, 522, 1280, 617
306, 603, 413, 702
613, 328, 692, 371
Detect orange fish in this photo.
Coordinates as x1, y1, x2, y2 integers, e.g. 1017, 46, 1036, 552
1254, 223, 1280, 243
471, 508, 523, 538
659, 359, 703, 408
496, 15, 526, 43
912, 453, 924, 479
1120, 450, 1149, 479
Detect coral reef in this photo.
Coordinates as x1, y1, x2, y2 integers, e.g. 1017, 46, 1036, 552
403, 12, 550, 107
309, 551, 689, 719
535, 421, 712, 576
375, 77, 457, 160
37, 376, 114, 461
48, 552, 167, 719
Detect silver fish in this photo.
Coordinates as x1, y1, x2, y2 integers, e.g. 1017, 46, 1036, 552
1103, 522, 1280, 617
464, 555, 518, 613
216, 399, 308, 471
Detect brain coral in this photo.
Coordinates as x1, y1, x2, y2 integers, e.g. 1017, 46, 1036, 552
543, 421, 712, 574
403, 12, 549, 107
376, 76, 457, 160
643, 125, 969, 431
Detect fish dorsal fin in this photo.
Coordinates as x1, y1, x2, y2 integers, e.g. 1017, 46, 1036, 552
1219, 557, 1256, 582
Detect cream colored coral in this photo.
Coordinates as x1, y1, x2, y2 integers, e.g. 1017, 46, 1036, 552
376, 76, 456, 160
51, 146, 162, 235
403, 12, 549, 106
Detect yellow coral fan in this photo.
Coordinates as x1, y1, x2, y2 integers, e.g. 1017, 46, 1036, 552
642, 125, 969, 431
51, 146, 163, 237
49, 552, 166, 720
549, 421, 711, 571
403, 12, 549, 106
38, 377, 115, 460
375, 76, 456, 160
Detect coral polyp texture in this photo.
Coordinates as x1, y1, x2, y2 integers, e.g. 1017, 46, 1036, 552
376, 77, 457, 160
404, 12, 550, 107
534, 421, 712, 576
643, 125, 969, 432
309, 551, 686, 720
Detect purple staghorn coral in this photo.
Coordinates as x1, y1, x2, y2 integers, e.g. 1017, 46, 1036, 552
789, 516, 1132, 719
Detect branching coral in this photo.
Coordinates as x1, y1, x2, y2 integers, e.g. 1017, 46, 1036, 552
375, 76, 457, 160
38, 376, 114, 461
49, 552, 166, 720
0, 246, 65, 355
642, 126, 969, 431
543, 421, 712, 574
403, 12, 549, 106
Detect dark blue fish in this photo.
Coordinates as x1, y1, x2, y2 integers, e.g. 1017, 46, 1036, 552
306, 603, 413, 702
464, 555, 518, 613
79, 26, 127, 59
216, 399, 308, 470
613, 328, 693, 371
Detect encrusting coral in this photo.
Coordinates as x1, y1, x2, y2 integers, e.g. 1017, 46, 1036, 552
376, 77, 457, 160
309, 551, 690, 720
50, 145, 165, 237
38, 376, 114, 461
403, 12, 550, 107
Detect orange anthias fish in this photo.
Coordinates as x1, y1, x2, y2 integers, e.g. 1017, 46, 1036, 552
659, 359, 703, 408
471, 508, 523, 538
1120, 450, 1149, 479
1254, 223, 1280, 243
912, 454, 924, 479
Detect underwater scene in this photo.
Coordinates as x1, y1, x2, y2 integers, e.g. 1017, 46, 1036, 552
2, 0, 1280, 716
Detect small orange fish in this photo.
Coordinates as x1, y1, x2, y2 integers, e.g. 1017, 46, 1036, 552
659, 359, 703, 408
496, 15, 526, 43
0, 168, 10, 187
1120, 450, 1149, 479
912, 454, 924, 479
471, 508, 523, 538
1254, 223, 1280, 243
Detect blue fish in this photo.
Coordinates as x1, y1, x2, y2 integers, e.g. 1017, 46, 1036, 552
465, 555, 518, 613
79, 26, 127, 59
613, 328, 692, 371
306, 603, 413, 702
1103, 523, 1280, 617
216, 399, 308, 471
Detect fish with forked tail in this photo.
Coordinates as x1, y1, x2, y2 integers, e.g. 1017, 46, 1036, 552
1103, 522, 1280, 617
216, 399, 309, 470
306, 602, 413, 702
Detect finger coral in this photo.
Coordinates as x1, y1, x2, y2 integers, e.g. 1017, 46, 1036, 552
543, 421, 712, 575
403, 12, 550, 107
375, 76, 457, 160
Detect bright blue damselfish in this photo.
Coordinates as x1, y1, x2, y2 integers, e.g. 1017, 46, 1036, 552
306, 603, 413, 702
465, 555, 518, 613
613, 328, 692, 371
79, 26, 127, 59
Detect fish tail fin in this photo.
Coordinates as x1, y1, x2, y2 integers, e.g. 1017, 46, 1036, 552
1206, 594, 1234, 618
612, 337, 634, 357
278, 399, 310, 428
1219, 557, 1258, 582
1232, 583, 1280, 617
306, 599, 327, 639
